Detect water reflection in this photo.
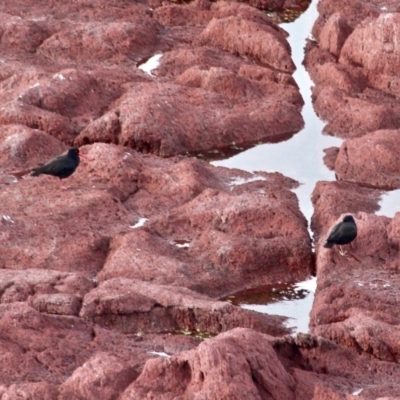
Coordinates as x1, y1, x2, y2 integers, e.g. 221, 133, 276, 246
224, 277, 317, 334
377, 189, 400, 218
211, 0, 332, 332
212, 0, 342, 224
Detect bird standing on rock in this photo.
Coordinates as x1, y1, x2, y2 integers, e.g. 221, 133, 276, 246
31, 147, 88, 188
323, 215, 357, 256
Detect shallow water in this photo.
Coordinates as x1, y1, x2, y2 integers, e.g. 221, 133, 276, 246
211, 0, 400, 333
225, 277, 317, 334
212, 0, 342, 225
211, 0, 336, 333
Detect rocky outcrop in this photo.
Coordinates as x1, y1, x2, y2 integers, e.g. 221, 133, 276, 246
328, 129, 400, 189
305, 0, 400, 138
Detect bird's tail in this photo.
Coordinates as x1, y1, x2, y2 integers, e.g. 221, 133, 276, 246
30, 168, 41, 176
323, 241, 335, 248
9, 169, 33, 179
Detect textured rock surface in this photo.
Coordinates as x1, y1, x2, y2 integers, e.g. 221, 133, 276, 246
0, 129, 311, 396
122, 328, 297, 400
0, 0, 304, 156
80, 278, 290, 336
1, 0, 400, 397
333, 129, 400, 189
305, 0, 400, 138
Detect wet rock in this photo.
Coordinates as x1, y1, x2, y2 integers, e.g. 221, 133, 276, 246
121, 328, 296, 400
81, 278, 290, 336
334, 129, 400, 189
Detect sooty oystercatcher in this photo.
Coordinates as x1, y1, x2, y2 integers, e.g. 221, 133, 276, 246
323, 215, 357, 256
31, 147, 88, 188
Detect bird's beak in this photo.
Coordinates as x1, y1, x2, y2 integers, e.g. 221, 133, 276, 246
79, 153, 89, 160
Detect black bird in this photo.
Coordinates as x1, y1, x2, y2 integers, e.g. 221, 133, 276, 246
31, 147, 88, 188
323, 215, 357, 256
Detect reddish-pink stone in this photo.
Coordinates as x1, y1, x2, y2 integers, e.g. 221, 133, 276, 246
319, 13, 352, 57
75, 81, 304, 156
334, 129, 400, 189
340, 13, 400, 97
121, 328, 296, 400
81, 278, 290, 336
196, 16, 295, 73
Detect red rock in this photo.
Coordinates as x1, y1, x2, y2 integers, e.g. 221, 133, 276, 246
210, 1, 286, 25
318, 13, 352, 57
75, 81, 304, 156
30, 293, 82, 316
0, 68, 141, 144
340, 13, 400, 97
81, 278, 290, 336
0, 100, 77, 144
154, 4, 212, 27
196, 16, 295, 73
0, 302, 94, 385
100, 172, 311, 297
323, 146, 339, 171
121, 328, 296, 400
273, 333, 400, 399
0, 125, 66, 170
59, 352, 137, 400
0, 12, 50, 53
0, 172, 132, 273
311, 180, 381, 242
0, 301, 200, 396
334, 129, 400, 189
176, 65, 303, 105
312, 0, 379, 40
0, 383, 59, 400
0, 269, 93, 304
38, 20, 165, 65
312, 86, 400, 138
309, 60, 367, 93
311, 179, 400, 365
306, 7, 400, 139
0, 137, 152, 275
155, 46, 245, 79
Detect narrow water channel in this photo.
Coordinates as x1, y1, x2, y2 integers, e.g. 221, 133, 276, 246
212, 0, 337, 333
